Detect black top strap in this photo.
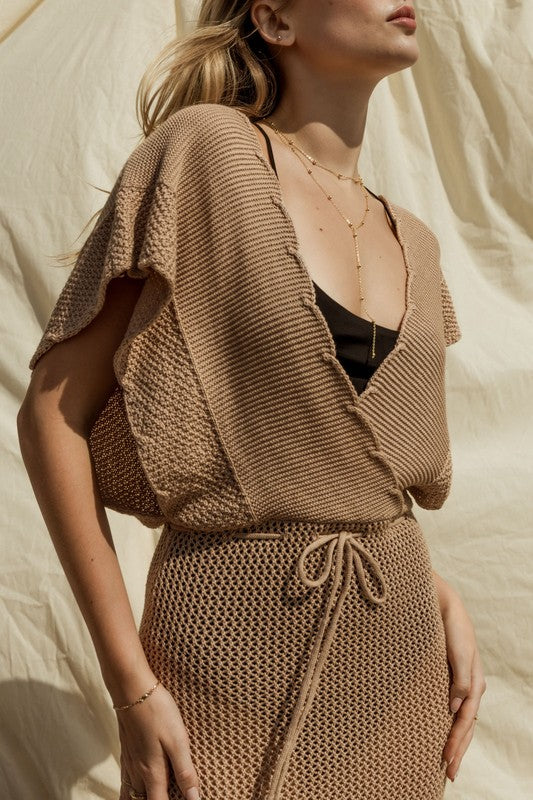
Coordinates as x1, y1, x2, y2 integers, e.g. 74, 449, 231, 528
250, 119, 278, 177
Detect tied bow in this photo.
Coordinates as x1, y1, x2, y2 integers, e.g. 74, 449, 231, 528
265, 526, 391, 800
297, 529, 388, 604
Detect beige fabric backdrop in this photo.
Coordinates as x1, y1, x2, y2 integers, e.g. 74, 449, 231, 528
2, 1, 532, 798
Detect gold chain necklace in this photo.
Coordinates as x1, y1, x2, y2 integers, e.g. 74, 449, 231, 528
262, 117, 379, 359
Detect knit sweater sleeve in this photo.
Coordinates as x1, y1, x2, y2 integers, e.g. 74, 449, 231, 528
28, 160, 180, 373
26, 105, 250, 529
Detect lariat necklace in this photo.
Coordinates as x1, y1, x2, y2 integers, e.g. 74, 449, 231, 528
262, 117, 379, 359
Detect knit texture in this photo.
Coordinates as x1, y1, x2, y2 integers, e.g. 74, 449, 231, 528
132, 513, 454, 800
28, 102, 462, 799
28, 101, 461, 528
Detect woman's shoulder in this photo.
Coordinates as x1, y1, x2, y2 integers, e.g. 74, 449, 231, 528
385, 197, 442, 258
120, 103, 249, 188
166, 101, 245, 126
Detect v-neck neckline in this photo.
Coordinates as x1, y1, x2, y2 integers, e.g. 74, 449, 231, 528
234, 107, 416, 404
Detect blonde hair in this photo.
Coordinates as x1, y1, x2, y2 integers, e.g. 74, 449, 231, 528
56, 0, 291, 267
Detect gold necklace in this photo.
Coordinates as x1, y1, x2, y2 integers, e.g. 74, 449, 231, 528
262, 117, 379, 358
264, 123, 362, 184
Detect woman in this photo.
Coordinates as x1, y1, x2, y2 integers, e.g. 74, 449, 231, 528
18, 1, 486, 799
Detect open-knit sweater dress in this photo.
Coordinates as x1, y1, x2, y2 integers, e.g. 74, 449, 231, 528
28, 102, 462, 800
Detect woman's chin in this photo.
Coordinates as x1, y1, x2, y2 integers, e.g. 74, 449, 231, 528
387, 43, 420, 72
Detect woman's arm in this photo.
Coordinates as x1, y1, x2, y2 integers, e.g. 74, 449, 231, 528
18, 276, 152, 700
432, 568, 462, 617
18, 276, 202, 800
432, 569, 487, 783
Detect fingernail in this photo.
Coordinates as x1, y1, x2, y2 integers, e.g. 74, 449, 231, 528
186, 789, 200, 800
450, 697, 462, 713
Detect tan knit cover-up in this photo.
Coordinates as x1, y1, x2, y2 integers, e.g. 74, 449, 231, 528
29, 103, 462, 800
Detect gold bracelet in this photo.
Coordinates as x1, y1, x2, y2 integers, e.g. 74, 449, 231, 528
112, 680, 161, 712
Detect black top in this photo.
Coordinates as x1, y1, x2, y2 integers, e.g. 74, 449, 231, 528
250, 119, 400, 396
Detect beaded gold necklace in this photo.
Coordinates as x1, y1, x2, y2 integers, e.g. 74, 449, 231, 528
262, 117, 380, 358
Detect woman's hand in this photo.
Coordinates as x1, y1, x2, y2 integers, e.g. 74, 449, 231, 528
433, 571, 487, 783
114, 671, 201, 800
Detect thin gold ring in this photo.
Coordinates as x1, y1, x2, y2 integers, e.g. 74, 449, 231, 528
129, 790, 147, 800
122, 774, 147, 798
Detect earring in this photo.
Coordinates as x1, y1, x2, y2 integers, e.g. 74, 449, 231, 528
277, 35, 281, 40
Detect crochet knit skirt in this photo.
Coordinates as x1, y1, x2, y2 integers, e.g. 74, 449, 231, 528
118, 512, 454, 800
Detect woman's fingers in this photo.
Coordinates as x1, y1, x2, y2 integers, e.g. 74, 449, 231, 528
120, 740, 143, 798
163, 725, 202, 800
443, 648, 487, 781
138, 753, 171, 800
119, 716, 171, 799
446, 719, 476, 782
443, 693, 478, 777
116, 682, 202, 800
447, 639, 472, 714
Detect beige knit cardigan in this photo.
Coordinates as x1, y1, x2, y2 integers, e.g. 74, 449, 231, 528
28, 102, 462, 533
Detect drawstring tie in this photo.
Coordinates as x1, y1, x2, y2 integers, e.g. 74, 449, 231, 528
265, 509, 408, 800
